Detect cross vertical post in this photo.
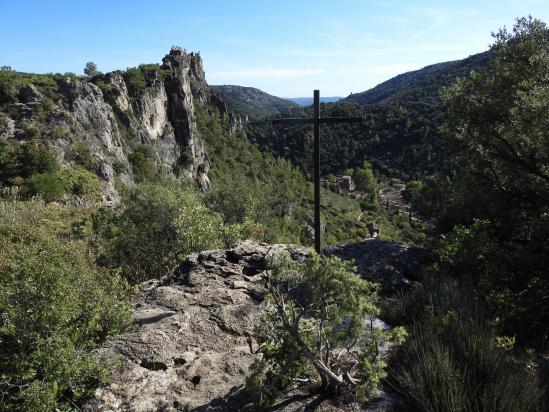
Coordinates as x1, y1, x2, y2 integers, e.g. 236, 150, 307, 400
313, 90, 321, 253
272, 91, 362, 254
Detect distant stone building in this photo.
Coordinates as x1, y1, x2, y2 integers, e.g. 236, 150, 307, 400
340, 175, 355, 192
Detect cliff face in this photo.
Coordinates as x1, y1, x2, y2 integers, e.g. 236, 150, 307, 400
0, 47, 233, 203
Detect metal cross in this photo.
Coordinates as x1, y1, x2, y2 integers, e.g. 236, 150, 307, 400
273, 90, 362, 253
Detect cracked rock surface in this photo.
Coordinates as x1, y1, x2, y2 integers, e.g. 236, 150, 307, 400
86, 240, 423, 411
85, 241, 307, 411
324, 239, 427, 292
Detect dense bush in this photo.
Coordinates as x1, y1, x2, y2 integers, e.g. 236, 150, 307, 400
122, 64, 169, 97
0, 142, 59, 185
93, 181, 241, 283
248, 254, 406, 407
0, 70, 59, 104
408, 18, 549, 347
128, 144, 157, 182
21, 166, 101, 202
0, 202, 132, 410
382, 276, 545, 412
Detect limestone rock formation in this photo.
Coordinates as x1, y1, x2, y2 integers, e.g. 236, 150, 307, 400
0, 47, 237, 200
86, 241, 308, 411
86, 240, 424, 411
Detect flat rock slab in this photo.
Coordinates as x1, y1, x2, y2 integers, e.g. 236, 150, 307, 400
86, 240, 418, 411
85, 241, 307, 411
324, 239, 427, 291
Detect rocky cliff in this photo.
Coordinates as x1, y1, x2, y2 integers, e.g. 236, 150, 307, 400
0, 47, 235, 203
85, 240, 423, 411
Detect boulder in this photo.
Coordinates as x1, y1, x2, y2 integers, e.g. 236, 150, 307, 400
86, 240, 420, 411
85, 241, 307, 411
19, 84, 43, 104
324, 239, 427, 292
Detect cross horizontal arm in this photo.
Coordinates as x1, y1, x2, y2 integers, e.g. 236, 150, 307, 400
272, 116, 363, 126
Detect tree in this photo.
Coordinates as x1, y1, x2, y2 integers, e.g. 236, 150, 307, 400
83, 61, 100, 77
438, 17, 549, 346
248, 253, 405, 406
352, 160, 378, 209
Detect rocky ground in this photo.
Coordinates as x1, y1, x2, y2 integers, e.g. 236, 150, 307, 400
85, 240, 425, 411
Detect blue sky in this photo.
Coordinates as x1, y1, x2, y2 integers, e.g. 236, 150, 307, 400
2, 0, 548, 97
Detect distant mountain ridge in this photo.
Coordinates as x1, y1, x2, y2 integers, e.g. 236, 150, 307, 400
343, 51, 491, 106
245, 50, 492, 180
286, 96, 342, 106
211, 85, 299, 119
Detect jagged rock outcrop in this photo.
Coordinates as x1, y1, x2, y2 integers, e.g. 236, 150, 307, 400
325, 239, 427, 292
86, 240, 424, 411
162, 48, 209, 181
86, 241, 308, 411
0, 47, 236, 201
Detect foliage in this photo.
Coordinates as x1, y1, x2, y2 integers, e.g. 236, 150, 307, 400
83, 61, 101, 77
128, 144, 156, 182
245, 51, 490, 182
383, 276, 545, 412
351, 160, 378, 209
0, 202, 132, 411
211, 85, 299, 120
197, 103, 422, 246
21, 166, 101, 203
65, 141, 94, 169
122, 64, 170, 97
0, 70, 60, 105
0, 142, 58, 186
248, 253, 405, 407
92, 181, 237, 283
412, 17, 549, 347
22, 171, 66, 202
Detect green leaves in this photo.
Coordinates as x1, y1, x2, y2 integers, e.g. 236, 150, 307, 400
249, 253, 399, 405
436, 17, 549, 346
0, 217, 132, 410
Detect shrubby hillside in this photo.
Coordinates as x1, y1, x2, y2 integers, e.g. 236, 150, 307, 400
0, 45, 422, 410
1, 16, 548, 411
211, 84, 299, 120
245, 52, 490, 181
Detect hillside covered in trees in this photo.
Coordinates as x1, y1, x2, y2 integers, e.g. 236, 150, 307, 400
210, 84, 299, 120
245, 51, 491, 181
0, 14, 548, 412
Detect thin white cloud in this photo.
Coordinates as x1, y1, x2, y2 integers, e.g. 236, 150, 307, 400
209, 67, 325, 79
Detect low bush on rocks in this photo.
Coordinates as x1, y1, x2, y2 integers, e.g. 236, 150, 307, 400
383, 276, 545, 412
247, 253, 406, 408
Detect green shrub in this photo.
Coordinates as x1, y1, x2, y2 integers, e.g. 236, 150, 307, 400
22, 172, 65, 201
20, 121, 40, 139
0, 221, 132, 410
248, 254, 405, 407
93, 182, 235, 282
0, 142, 59, 188
122, 67, 147, 96
60, 167, 102, 200
384, 277, 545, 412
66, 141, 94, 169
128, 144, 156, 181
0, 70, 58, 104
21, 166, 101, 203
49, 126, 69, 140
